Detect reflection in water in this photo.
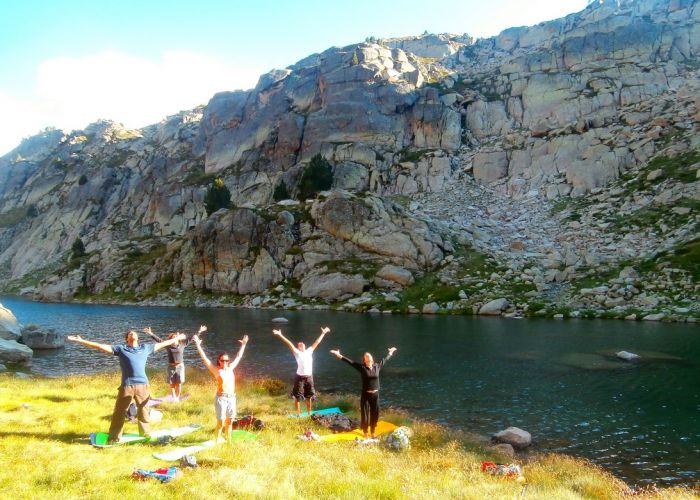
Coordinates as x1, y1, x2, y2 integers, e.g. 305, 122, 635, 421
2, 296, 699, 486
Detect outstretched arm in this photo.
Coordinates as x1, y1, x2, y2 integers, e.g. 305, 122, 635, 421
154, 333, 186, 352
184, 325, 207, 345
230, 335, 248, 368
192, 335, 218, 376
330, 348, 360, 370
311, 326, 330, 350
142, 327, 164, 343
379, 347, 397, 367
66, 335, 113, 354
272, 329, 297, 353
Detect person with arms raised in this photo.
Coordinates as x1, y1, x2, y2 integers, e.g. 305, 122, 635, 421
273, 326, 330, 417
67, 329, 185, 444
330, 346, 397, 439
142, 325, 207, 402
192, 333, 248, 443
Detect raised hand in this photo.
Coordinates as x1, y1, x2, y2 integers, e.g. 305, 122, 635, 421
321, 326, 330, 335
272, 329, 282, 336
67, 335, 82, 342
198, 325, 207, 334
240, 335, 249, 345
388, 347, 397, 355
143, 327, 153, 335
330, 349, 342, 358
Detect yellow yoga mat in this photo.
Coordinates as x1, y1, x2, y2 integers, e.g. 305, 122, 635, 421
319, 421, 398, 442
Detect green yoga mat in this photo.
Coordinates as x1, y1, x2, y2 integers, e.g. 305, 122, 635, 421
89, 424, 201, 448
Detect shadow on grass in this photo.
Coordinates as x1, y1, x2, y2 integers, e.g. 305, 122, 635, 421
0, 430, 88, 444
41, 395, 108, 403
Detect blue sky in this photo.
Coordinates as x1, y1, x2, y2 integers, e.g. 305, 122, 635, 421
0, 0, 588, 155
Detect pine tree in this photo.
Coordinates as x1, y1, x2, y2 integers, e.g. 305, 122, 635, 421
297, 154, 333, 200
273, 180, 290, 201
204, 178, 232, 216
71, 238, 86, 258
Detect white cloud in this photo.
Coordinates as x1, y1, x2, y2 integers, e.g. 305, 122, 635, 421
0, 50, 263, 156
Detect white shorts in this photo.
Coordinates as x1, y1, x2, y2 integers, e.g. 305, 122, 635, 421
215, 394, 236, 421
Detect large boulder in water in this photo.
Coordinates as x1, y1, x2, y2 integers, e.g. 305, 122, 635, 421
0, 338, 33, 364
0, 303, 21, 340
616, 350, 641, 362
492, 427, 532, 449
21, 324, 66, 349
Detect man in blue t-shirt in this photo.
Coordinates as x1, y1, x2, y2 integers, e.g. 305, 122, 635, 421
68, 329, 185, 443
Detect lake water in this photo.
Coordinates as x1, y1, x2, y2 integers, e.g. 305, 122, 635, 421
2, 296, 698, 487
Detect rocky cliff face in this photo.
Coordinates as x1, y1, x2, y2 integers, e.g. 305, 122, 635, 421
0, 0, 698, 321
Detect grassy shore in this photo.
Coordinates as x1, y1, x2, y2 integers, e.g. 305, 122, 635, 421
0, 369, 696, 499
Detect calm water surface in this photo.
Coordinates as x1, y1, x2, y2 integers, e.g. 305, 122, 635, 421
2, 296, 699, 486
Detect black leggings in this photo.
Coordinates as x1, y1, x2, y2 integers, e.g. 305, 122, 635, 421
360, 391, 379, 434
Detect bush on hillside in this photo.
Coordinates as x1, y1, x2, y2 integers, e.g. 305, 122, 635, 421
273, 180, 290, 201
297, 154, 333, 200
71, 237, 86, 258
204, 178, 232, 216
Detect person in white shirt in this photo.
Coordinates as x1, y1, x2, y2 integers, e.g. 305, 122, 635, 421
273, 326, 330, 417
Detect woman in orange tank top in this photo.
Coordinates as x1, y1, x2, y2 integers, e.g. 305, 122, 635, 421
193, 333, 248, 443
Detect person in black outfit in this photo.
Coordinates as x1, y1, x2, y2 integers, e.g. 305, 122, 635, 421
330, 346, 397, 438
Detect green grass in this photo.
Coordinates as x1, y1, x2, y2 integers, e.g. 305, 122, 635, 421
645, 150, 700, 184
397, 276, 461, 311
106, 150, 130, 168
398, 149, 433, 163
322, 257, 380, 280
125, 244, 168, 266
0, 207, 30, 228
572, 264, 628, 291
572, 235, 700, 290
605, 199, 699, 232
656, 237, 700, 281
0, 262, 60, 293
0, 370, 671, 499
453, 246, 502, 279
182, 165, 215, 186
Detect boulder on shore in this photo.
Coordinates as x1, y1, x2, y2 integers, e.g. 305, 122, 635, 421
376, 265, 415, 287
0, 338, 33, 364
0, 303, 21, 340
479, 298, 509, 316
492, 427, 532, 449
300, 272, 367, 302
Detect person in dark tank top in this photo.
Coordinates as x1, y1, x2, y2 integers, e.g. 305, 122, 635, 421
143, 325, 206, 402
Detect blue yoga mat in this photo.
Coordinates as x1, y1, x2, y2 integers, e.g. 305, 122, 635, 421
288, 407, 342, 418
